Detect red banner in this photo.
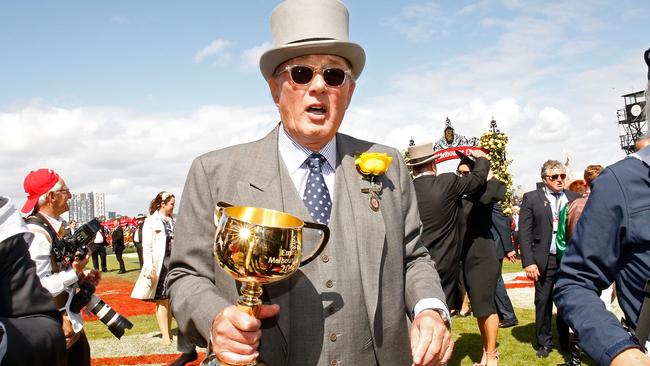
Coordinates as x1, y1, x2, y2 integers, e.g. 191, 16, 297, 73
435, 146, 488, 163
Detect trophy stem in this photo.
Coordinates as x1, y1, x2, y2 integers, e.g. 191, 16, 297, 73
237, 282, 263, 318
214, 282, 263, 366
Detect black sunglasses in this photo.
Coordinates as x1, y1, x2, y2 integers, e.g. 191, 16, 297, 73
276, 65, 351, 87
456, 170, 470, 176
546, 173, 566, 181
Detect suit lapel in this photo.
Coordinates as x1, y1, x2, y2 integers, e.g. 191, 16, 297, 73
236, 126, 284, 211
234, 125, 291, 353
337, 135, 386, 322
537, 189, 553, 224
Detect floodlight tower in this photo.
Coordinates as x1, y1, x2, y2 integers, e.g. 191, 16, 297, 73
617, 90, 647, 154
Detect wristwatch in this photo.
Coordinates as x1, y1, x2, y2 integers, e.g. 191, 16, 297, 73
434, 309, 451, 330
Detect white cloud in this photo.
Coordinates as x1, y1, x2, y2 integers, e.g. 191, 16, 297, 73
240, 42, 272, 71
528, 107, 571, 142
194, 39, 233, 64
0, 101, 276, 215
379, 2, 448, 42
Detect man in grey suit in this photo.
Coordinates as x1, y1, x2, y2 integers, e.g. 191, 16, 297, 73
166, 0, 452, 365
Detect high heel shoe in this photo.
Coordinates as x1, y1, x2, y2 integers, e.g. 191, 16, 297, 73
474, 349, 499, 366
473, 348, 486, 366
458, 309, 472, 317
485, 349, 500, 366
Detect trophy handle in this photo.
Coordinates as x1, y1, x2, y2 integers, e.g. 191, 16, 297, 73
300, 221, 330, 266
215, 201, 233, 226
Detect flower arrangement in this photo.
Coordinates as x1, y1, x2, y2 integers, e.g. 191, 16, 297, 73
478, 130, 513, 216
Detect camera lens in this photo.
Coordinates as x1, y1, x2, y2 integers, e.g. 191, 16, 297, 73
87, 295, 134, 339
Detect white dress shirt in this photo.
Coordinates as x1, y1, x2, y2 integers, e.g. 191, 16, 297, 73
26, 211, 83, 332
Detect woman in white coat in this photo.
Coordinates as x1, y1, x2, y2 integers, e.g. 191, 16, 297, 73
131, 191, 176, 345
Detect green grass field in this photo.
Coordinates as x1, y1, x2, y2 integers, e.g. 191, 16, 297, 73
89, 254, 595, 365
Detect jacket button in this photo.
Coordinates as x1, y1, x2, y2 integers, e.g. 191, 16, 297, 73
321, 254, 330, 263
325, 280, 334, 288
330, 360, 339, 366
329, 333, 338, 342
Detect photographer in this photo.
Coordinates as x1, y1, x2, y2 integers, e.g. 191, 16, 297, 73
21, 168, 101, 366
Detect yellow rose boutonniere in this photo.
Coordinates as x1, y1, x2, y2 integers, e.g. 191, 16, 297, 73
355, 152, 393, 211
355, 152, 393, 176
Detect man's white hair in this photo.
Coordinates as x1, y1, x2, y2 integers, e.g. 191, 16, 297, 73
35, 180, 63, 208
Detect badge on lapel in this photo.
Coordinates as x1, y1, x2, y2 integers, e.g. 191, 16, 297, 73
355, 152, 393, 211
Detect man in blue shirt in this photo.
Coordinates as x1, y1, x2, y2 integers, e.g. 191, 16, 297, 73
555, 46, 650, 366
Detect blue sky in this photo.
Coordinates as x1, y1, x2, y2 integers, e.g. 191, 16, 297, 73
1, 0, 648, 215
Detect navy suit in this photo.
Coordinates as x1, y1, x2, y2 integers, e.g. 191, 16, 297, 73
555, 150, 650, 365
519, 187, 579, 350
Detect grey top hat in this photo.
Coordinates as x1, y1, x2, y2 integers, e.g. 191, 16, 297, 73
259, 0, 366, 80
406, 143, 439, 167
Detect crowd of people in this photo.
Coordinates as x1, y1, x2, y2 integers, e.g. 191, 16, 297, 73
1, 1, 649, 366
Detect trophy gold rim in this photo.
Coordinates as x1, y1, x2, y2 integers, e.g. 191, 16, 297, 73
220, 205, 305, 230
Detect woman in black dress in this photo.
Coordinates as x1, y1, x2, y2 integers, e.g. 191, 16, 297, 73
459, 157, 505, 366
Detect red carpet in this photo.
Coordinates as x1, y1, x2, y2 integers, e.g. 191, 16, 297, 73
92, 353, 204, 366
505, 275, 534, 289
84, 277, 155, 321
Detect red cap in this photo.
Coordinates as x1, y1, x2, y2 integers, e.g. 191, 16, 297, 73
22, 168, 60, 214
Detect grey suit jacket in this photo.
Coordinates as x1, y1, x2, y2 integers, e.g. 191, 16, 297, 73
167, 125, 445, 365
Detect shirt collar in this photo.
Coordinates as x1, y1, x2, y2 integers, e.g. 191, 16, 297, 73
278, 123, 337, 172
630, 145, 650, 166
37, 210, 64, 233
544, 186, 564, 198
414, 172, 436, 179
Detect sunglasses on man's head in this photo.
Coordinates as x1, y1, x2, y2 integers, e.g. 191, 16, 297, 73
546, 174, 566, 181
276, 65, 351, 87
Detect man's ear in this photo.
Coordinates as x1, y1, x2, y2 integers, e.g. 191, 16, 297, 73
268, 77, 280, 106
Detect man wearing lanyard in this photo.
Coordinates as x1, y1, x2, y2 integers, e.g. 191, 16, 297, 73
518, 160, 580, 358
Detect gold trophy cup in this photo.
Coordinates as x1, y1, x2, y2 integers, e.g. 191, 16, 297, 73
212, 202, 330, 366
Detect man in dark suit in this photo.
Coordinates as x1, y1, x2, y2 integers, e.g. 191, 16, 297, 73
519, 160, 580, 358
0, 196, 65, 365
91, 226, 108, 272
408, 143, 489, 312
132, 215, 145, 269
111, 223, 126, 274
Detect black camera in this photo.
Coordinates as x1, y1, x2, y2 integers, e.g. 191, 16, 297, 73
60, 218, 134, 339
52, 218, 101, 266
70, 280, 134, 339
